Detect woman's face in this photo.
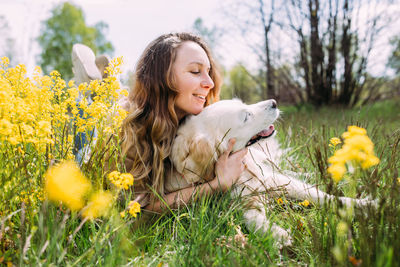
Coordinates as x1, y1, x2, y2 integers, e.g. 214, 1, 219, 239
173, 41, 214, 120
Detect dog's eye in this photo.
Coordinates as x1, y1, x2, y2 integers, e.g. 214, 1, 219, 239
241, 111, 252, 122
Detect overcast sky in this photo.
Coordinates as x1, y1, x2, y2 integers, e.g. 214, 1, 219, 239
0, 0, 399, 77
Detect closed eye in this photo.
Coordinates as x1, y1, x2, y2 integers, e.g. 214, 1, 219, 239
243, 111, 252, 123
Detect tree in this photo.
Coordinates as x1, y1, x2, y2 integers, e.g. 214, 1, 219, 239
388, 36, 400, 74
221, 64, 262, 103
285, 0, 394, 107
37, 2, 114, 79
192, 18, 220, 51
220, 0, 277, 101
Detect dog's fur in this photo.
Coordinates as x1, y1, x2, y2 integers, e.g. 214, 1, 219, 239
167, 99, 374, 246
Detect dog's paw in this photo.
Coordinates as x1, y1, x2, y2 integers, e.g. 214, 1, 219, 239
270, 224, 292, 248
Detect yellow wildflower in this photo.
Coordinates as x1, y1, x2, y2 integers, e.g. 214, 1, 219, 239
327, 163, 347, 182
68, 80, 75, 87
120, 89, 129, 97
299, 199, 310, 207
82, 191, 113, 220
37, 120, 52, 137
50, 70, 60, 77
44, 161, 92, 211
1, 56, 10, 66
120, 211, 126, 218
128, 201, 141, 217
327, 126, 379, 182
342, 125, 367, 138
329, 137, 341, 148
119, 173, 134, 189
108, 171, 134, 190
361, 155, 380, 169
0, 119, 13, 136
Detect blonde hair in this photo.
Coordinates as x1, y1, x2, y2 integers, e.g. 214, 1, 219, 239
121, 33, 221, 202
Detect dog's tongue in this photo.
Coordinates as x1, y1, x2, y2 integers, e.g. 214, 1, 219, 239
258, 125, 274, 137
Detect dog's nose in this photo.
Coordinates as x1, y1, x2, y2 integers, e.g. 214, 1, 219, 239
271, 100, 277, 109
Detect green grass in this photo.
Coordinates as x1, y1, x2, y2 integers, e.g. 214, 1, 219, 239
2, 99, 400, 266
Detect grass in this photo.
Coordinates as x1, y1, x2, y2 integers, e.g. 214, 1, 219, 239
1, 98, 400, 266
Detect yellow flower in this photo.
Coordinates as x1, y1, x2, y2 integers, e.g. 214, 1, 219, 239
120, 211, 126, 218
342, 125, 367, 139
1, 56, 10, 66
276, 198, 284, 205
44, 161, 92, 211
37, 120, 52, 137
327, 163, 347, 182
327, 126, 379, 181
120, 89, 129, 97
50, 70, 60, 77
68, 80, 75, 87
299, 199, 310, 207
119, 173, 134, 189
0, 119, 13, 136
108, 171, 134, 190
128, 201, 141, 217
82, 191, 113, 220
329, 137, 341, 147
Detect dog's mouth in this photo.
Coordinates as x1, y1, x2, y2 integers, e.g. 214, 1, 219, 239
246, 125, 275, 147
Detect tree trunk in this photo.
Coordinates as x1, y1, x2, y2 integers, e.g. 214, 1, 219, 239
309, 0, 326, 105
258, 0, 275, 100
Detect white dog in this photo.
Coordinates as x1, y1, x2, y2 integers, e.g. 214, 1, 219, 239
167, 99, 374, 246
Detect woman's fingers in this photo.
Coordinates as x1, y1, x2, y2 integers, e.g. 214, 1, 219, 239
232, 146, 248, 159
221, 138, 236, 158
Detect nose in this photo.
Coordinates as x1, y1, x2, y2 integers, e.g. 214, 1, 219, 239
270, 99, 277, 109
200, 74, 214, 90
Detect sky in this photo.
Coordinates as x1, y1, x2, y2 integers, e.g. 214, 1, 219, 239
0, 0, 226, 75
0, 0, 399, 77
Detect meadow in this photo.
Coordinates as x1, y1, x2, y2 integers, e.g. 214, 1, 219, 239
1, 57, 400, 266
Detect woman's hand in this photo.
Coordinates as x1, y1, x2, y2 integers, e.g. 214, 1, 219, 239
213, 138, 248, 192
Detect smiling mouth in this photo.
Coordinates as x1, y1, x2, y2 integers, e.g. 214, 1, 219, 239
193, 94, 206, 100
246, 125, 275, 147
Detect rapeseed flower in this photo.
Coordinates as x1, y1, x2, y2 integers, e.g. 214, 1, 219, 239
44, 161, 92, 211
82, 191, 113, 220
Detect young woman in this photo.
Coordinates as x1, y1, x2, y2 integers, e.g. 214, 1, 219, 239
120, 33, 247, 213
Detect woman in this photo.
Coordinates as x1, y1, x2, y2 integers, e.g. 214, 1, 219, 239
120, 32, 247, 213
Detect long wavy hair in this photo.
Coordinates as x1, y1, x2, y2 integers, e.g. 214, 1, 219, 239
121, 32, 222, 202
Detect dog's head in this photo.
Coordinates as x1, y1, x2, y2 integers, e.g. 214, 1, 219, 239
171, 99, 279, 183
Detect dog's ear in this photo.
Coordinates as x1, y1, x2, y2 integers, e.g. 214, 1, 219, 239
171, 134, 191, 173
171, 134, 216, 183
189, 135, 215, 168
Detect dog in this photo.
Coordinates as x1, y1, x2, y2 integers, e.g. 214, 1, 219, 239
166, 99, 374, 246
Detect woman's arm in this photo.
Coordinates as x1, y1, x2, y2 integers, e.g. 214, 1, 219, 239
144, 139, 248, 213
